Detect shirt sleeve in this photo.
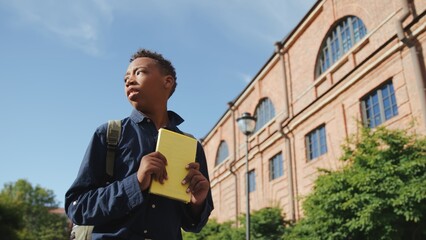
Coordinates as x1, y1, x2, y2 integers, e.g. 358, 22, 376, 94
64, 125, 144, 225
181, 142, 214, 232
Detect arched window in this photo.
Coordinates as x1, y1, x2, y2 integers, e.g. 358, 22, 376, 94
215, 140, 229, 166
316, 16, 367, 76
254, 98, 275, 132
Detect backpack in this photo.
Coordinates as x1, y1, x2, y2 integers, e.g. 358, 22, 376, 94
70, 120, 121, 240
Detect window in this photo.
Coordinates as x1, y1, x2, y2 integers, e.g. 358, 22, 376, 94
269, 153, 284, 181
361, 81, 398, 128
316, 16, 367, 76
254, 98, 276, 132
248, 170, 256, 193
215, 141, 229, 166
306, 125, 328, 161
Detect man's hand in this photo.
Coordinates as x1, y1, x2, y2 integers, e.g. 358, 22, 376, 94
137, 152, 168, 191
182, 162, 209, 206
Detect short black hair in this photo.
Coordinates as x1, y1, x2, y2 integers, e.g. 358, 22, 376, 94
130, 49, 177, 97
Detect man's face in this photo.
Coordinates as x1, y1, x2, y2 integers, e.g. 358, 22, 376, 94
124, 57, 168, 112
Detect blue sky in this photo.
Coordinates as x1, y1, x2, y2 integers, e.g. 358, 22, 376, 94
0, 0, 316, 206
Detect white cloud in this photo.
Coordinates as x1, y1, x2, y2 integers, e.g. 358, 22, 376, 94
2, 0, 114, 56
237, 72, 253, 84
105, 0, 316, 46
176, 0, 316, 46
0, 0, 316, 56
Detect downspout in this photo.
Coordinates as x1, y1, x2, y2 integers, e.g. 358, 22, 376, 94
227, 101, 239, 225
274, 42, 296, 222
396, 0, 426, 128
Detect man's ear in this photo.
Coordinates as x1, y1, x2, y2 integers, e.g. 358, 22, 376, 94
163, 75, 175, 89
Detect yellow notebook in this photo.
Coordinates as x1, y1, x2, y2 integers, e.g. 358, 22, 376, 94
149, 128, 197, 203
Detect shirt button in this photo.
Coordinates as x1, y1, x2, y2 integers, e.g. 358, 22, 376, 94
144, 230, 148, 234
147, 119, 151, 123
152, 204, 156, 208
73, 201, 77, 206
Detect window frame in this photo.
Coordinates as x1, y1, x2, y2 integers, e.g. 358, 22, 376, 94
269, 153, 284, 181
316, 16, 367, 77
361, 81, 398, 128
215, 140, 229, 166
254, 97, 276, 133
306, 124, 328, 161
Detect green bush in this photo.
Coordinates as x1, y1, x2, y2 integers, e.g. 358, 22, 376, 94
285, 126, 426, 239
183, 206, 287, 239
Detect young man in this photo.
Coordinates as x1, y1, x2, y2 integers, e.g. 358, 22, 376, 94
65, 49, 213, 239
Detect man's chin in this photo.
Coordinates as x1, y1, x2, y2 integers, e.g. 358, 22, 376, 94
131, 102, 148, 113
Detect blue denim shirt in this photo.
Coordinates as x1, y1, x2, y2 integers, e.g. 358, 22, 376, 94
65, 109, 213, 240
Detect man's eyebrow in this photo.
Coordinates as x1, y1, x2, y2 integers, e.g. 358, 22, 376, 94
124, 65, 149, 77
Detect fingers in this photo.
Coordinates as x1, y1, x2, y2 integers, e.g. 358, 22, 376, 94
150, 152, 168, 165
137, 152, 168, 190
148, 160, 168, 182
146, 152, 168, 182
186, 162, 200, 171
185, 174, 208, 194
181, 163, 199, 186
183, 163, 208, 194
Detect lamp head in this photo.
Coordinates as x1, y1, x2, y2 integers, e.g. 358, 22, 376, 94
236, 112, 257, 136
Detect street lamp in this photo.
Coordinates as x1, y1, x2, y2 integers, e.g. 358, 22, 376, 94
236, 112, 256, 240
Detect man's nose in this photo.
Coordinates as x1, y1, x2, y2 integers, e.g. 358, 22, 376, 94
125, 76, 136, 87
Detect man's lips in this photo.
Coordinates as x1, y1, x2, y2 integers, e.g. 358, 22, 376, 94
127, 87, 140, 99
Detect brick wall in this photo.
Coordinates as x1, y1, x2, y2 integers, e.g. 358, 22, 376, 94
202, 0, 426, 223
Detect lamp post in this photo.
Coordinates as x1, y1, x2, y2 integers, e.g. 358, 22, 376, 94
236, 112, 256, 240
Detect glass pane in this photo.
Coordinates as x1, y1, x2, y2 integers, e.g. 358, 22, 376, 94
216, 141, 229, 165
307, 136, 313, 160
274, 162, 278, 179
319, 127, 327, 155
364, 96, 373, 127
272, 154, 283, 179
249, 171, 256, 192
255, 99, 275, 132
372, 94, 380, 125
382, 85, 392, 119
374, 116, 381, 127
322, 46, 330, 72
341, 20, 352, 53
353, 17, 360, 41
384, 107, 392, 120
331, 32, 340, 63
311, 131, 319, 159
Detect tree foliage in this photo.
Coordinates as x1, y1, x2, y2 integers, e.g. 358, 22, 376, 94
249, 207, 287, 239
183, 206, 287, 240
0, 179, 69, 240
182, 219, 245, 240
0, 201, 22, 239
286, 126, 426, 239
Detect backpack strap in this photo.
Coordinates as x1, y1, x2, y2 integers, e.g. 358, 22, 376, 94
106, 120, 121, 178
70, 120, 121, 239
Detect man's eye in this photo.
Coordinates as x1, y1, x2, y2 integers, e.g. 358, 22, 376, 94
124, 77, 128, 83
136, 69, 146, 75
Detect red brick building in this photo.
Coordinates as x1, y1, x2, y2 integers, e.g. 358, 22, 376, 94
201, 0, 426, 223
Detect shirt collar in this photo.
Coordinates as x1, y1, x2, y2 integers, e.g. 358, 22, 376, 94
129, 109, 184, 126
